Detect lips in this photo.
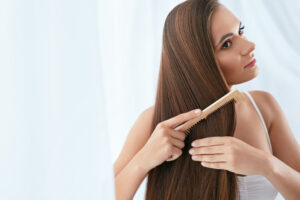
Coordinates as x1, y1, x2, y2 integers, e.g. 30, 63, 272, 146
244, 58, 256, 68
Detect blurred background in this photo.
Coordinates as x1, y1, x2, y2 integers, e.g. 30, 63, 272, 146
0, 0, 299, 199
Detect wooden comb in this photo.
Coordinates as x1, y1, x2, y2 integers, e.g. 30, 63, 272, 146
174, 88, 244, 135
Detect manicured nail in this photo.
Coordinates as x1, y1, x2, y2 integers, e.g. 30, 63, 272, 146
194, 109, 201, 114
192, 155, 198, 160
189, 149, 194, 154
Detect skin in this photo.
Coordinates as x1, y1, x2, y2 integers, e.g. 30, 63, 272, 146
188, 5, 300, 199
188, 5, 263, 175
211, 5, 258, 89
113, 5, 300, 200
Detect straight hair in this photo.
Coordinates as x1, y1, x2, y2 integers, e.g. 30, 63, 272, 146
145, 0, 239, 199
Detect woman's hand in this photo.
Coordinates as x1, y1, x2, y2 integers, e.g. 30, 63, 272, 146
139, 108, 202, 171
189, 136, 270, 176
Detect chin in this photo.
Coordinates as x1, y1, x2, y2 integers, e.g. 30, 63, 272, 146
229, 68, 259, 85
251, 64, 259, 78
244, 64, 259, 82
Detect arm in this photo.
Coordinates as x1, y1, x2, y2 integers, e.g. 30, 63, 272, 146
114, 149, 150, 200
264, 153, 300, 200
113, 107, 201, 199
113, 106, 154, 200
260, 91, 300, 200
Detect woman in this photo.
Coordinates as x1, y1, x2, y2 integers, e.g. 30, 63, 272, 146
113, 0, 300, 199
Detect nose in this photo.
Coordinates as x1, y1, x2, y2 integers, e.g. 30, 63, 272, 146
241, 38, 255, 56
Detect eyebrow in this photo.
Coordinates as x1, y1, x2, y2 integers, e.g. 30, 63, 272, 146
215, 21, 241, 48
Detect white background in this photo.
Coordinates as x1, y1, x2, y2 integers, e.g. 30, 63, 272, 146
0, 0, 114, 199
0, 0, 299, 199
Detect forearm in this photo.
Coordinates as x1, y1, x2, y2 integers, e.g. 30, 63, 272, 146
263, 154, 300, 200
114, 151, 150, 200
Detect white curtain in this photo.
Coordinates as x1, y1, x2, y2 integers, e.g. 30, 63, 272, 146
1, 0, 299, 200
101, 0, 300, 200
0, 0, 114, 199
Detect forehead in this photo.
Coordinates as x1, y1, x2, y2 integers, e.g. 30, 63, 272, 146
210, 6, 240, 45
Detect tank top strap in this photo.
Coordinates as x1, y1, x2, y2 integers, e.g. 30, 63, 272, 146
243, 91, 273, 154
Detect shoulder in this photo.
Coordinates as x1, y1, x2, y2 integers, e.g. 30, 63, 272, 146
142, 105, 155, 116
246, 90, 278, 132
247, 91, 300, 171
127, 105, 155, 140
139, 105, 155, 126
248, 90, 277, 108
248, 90, 278, 114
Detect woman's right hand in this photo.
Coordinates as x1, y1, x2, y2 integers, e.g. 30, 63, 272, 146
138, 108, 202, 171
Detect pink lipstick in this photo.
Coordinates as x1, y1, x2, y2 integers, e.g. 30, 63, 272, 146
244, 58, 256, 68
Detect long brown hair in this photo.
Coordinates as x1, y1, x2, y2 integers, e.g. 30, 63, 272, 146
145, 0, 239, 199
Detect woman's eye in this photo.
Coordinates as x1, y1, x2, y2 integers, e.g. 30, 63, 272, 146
221, 40, 231, 49
221, 25, 245, 50
239, 25, 245, 35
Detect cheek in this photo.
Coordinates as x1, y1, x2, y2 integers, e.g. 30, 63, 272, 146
217, 52, 241, 79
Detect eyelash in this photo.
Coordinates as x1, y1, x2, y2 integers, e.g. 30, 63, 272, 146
221, 25, 245, 49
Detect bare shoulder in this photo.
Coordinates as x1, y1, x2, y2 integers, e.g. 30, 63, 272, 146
130, 105, 155, 138
129, 105, 155, 141
113, 105, 155, 176
248, 90, 300, 171
140, 105, 155, 126
247, 90, 277, 133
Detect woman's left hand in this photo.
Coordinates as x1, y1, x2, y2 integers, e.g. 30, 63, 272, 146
189, 136, 271, 176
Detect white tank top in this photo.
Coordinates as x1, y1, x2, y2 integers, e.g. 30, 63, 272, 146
236, 91, 278, 200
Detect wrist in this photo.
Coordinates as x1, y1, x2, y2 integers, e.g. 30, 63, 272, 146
260, 152, 277, 178
132, 149, 152, 174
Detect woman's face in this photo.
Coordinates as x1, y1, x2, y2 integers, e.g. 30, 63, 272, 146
210, 6, 258, 88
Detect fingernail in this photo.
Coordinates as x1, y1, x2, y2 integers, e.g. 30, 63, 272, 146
194, 109, 201, 114
191, 142, 196, 147
192, 155, 198, 160
189, 149, 194, 154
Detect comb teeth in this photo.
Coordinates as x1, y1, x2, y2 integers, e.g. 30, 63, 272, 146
180, 89, 245, 136
185, 98, 239, 136
184, 118, 205, 135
